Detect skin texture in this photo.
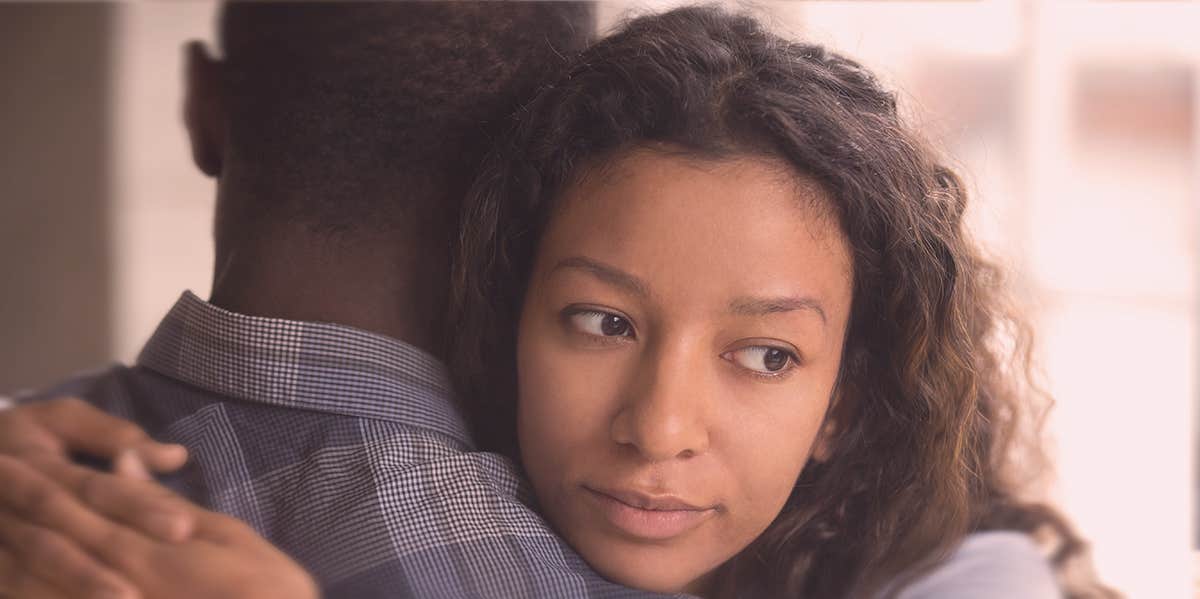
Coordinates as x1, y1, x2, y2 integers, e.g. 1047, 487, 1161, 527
516, 150, 854, 595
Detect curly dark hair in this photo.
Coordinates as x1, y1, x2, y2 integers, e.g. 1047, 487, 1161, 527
450, 5, 1115, 598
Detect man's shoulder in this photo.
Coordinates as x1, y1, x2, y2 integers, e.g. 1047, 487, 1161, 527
893, 531, 1061, 599
315, 447, 641, 598
258, 420, 546, 554
14, 363, 134, 405
239, 421, 642, 597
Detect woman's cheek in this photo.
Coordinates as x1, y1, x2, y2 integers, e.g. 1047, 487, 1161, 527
517, 318, 623, 459
722, 386, 829, 526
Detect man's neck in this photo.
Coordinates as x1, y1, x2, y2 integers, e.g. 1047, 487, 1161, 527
208, 225, 450, 359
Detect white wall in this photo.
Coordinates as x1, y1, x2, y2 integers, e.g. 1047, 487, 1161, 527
110, 2, 217, 362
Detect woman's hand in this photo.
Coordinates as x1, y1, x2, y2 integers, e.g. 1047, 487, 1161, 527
0, 397, 189, 475
0, 397, 317, 599
0, 397, 196, 598
0, 454, 318, 599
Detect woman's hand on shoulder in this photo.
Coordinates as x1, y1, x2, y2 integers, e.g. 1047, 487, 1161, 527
0, 398, 318, 599
0, 456, 319, 599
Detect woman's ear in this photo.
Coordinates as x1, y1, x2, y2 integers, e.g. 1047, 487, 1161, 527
811, 386, 846, 463
183, 41, 226, 177
810, 415, 837, 463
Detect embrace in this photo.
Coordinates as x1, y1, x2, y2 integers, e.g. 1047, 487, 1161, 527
0, 3, 1113, 599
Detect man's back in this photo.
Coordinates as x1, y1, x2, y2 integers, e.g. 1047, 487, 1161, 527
33, 292, 663, 598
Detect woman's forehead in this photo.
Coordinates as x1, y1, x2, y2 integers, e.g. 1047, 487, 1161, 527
534, 150, 854, 320
550, 150, 843, 252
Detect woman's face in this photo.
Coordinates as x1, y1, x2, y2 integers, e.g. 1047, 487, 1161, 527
516, 149, 853, 594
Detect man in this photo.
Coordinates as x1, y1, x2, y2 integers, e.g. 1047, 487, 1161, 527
0, 3, 663, 598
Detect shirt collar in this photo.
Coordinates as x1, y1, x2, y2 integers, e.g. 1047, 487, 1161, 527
137, 291, 473, 447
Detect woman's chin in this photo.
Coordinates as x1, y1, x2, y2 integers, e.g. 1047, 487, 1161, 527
567, 531, 721, 596
589, 556, 699, 595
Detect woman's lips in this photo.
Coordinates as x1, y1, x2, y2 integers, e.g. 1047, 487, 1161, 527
583, 486, 718, 541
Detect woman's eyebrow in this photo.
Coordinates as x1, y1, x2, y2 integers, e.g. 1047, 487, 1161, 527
550, 256, 650, 298
728, 296, 828, 325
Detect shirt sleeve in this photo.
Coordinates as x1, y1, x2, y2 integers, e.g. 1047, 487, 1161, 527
891, 531, 1062, 599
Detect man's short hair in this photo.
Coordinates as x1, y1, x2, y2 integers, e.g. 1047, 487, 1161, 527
217, 1, 594, 235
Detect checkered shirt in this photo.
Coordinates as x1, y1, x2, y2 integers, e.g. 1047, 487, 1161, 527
32, 291, 677, 599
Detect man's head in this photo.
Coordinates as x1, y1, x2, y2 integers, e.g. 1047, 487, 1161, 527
186, 1, 594, 354
186, 1, 594, 244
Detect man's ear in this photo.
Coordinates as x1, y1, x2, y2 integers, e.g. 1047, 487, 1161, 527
184, 41, 225, 178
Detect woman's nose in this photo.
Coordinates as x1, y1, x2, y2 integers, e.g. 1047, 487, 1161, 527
609, 342, 711, 462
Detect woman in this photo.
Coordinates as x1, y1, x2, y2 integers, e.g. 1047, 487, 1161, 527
451, 6, 1112, 598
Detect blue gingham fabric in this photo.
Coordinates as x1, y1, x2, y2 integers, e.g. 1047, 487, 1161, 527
32, 291, 675, 599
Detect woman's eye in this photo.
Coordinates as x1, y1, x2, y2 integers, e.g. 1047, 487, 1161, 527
725, 346, 795, 375
567, 310, 634, 338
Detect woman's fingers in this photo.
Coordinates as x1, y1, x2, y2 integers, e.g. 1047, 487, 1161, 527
28, 457, 195, 544
0, 454, 121, 547
0, 454, 184, 549
0, 512, 139, 599
28, 399, 188, 474
0, 545, 76, 598
110, 451, 151, 480
0, 453, 194, 595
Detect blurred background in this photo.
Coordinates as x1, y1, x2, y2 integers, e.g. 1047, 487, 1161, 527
0, 1, 1195, 597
